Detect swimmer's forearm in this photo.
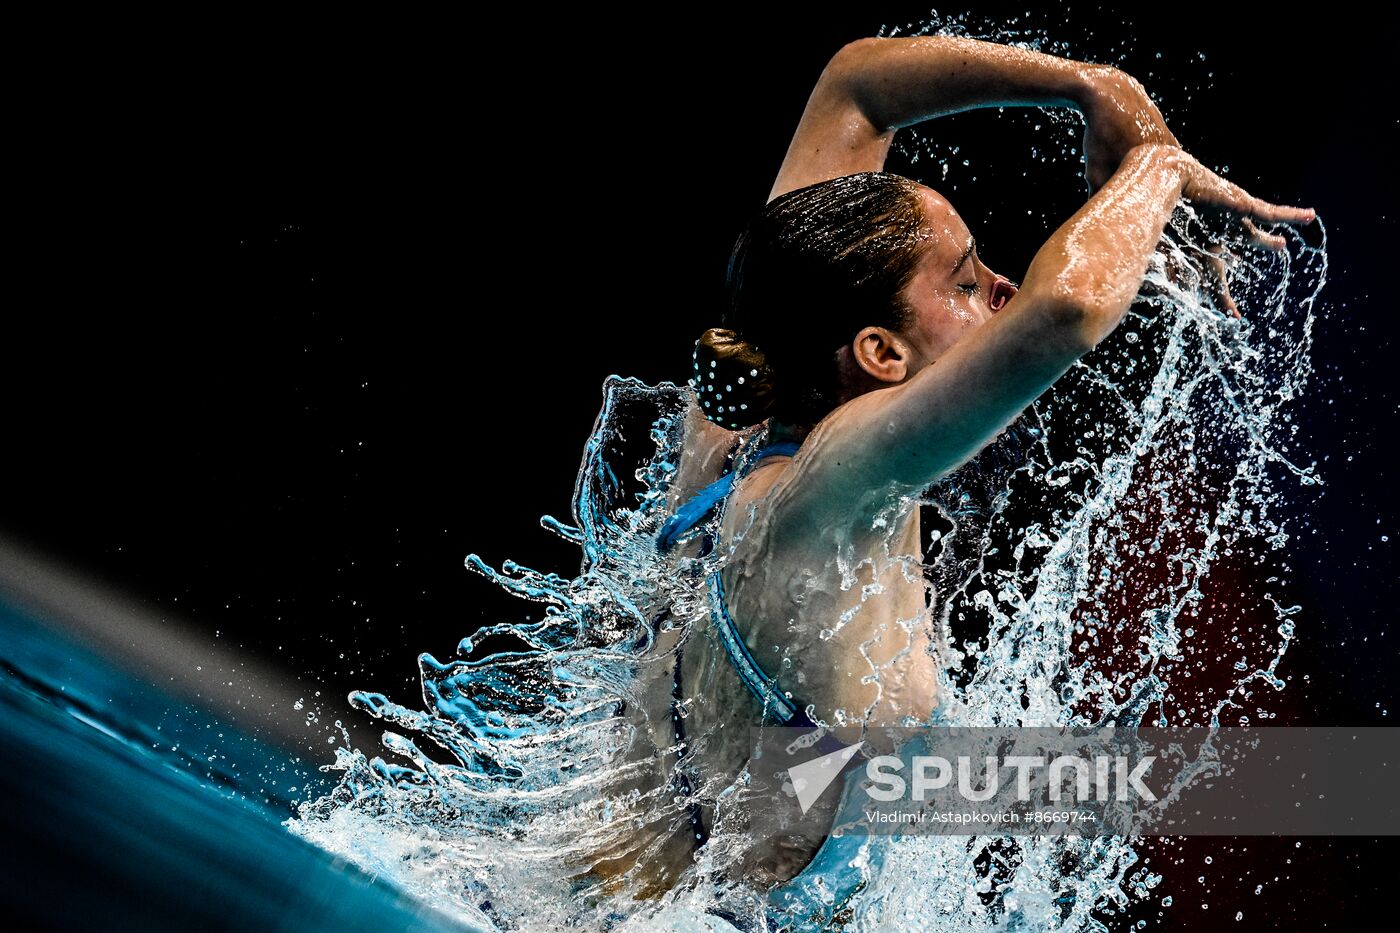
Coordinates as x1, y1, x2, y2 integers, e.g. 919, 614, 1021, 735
768, 35, 1120, 200
825, 35, 1100, 132
1022, 143, 1188, 348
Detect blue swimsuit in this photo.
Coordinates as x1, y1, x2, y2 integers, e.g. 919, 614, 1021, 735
657, 441, 885, 931
657, 441, 810, 727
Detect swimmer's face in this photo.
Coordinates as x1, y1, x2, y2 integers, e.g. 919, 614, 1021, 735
893, 185, 1018, 373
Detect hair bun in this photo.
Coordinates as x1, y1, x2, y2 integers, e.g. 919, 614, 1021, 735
692, 327, 776, 429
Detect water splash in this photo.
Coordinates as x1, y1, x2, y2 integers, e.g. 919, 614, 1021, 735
286, 19, 1330, 933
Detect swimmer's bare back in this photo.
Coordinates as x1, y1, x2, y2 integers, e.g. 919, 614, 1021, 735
597, 35, 1314, 896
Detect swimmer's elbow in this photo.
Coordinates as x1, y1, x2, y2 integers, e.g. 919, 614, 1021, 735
1003, 283, 1097, 358
824, 37, 882, 80
820, 39, 895, 107
826, 35, 930, 81
1044, 293, 1099, 356
821, 38, 899, 127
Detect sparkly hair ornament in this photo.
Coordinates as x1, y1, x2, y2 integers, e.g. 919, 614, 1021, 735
690, 327, 777, 430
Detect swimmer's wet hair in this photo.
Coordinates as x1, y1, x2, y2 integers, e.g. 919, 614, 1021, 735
693, 171, 933, 430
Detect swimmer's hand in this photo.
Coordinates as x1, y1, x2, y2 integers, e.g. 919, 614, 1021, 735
1081, 66, 1180, 195
1173, 152, 1316, 317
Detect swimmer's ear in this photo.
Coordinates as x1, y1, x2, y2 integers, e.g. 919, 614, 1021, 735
850, 326, 912, 385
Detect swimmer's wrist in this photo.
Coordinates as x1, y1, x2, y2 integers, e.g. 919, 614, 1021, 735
1122, 143, 1190, 192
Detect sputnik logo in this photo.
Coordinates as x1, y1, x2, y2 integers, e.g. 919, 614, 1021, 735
786, 740, 865, 814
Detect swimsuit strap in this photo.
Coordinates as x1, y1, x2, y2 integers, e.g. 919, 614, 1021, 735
655, 441, 800, 552
657, 440, 818, 728
709, 569, 812, 727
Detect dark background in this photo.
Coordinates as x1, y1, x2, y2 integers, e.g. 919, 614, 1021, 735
7, 2, 1393, 928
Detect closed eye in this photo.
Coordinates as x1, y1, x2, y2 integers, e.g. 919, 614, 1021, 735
958, 281, 981, 296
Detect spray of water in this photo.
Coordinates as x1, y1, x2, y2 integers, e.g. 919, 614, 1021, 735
287, 13, 1329, 932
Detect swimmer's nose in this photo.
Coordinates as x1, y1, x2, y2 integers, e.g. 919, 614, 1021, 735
989, 276, 1018, 313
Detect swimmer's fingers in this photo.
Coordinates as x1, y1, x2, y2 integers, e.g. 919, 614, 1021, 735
1203, 243, 1241, 318
1243, 198, 1316, 227
1240, 217, 1288, 251
1238, 202, 1314, 253
1181, 154, 1315, 240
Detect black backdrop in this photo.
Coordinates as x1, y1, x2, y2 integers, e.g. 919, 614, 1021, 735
6, 3, 1394, 927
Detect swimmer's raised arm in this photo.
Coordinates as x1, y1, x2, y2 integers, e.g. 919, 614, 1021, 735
793, 144, 1313, 513
770, 35, 1175, 201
